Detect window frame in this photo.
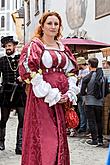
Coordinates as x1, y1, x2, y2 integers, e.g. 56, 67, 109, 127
34, 0, 40, 16
95, 0, 110, 19
1, 0, 5, 8
1, 16, 5, 28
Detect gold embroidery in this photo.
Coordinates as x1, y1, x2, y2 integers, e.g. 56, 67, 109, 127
25, 78, 31, 84
67, 73, 75, 77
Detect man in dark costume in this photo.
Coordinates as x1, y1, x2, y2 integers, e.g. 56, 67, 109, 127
0, 36, 26, 154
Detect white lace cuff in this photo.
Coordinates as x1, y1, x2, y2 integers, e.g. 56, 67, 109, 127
31, 73, 61, 106
66, 76, 80, 105
44, 88, 61, 107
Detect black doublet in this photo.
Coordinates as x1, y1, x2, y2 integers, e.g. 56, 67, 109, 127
0, 54, 26, 107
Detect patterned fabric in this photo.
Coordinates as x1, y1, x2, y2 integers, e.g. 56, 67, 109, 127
19, 38, 78, 165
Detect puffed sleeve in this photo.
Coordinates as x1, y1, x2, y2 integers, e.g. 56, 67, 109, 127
19, 40, 61, 106
19, 43, 31, 83
19, 41, 42, 83
64, 46, 80, 105
31, 73, 61, 106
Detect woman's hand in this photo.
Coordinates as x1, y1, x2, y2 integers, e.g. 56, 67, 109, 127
58, 94, 68, 104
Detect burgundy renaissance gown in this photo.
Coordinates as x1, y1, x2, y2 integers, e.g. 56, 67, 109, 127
19, 38, 79, 165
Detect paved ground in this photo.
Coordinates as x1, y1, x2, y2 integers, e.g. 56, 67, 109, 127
0, 113, 21, 165
0, 113, 108, 165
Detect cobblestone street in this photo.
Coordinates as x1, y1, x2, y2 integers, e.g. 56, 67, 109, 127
0, 113, 21, 165
0, 114, 108, 165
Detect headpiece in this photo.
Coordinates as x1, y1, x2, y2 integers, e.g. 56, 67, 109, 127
77, 57, 86, 65
1, 36, 18, 48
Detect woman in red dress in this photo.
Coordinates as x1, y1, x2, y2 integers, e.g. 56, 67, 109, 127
19, 11, 79, 165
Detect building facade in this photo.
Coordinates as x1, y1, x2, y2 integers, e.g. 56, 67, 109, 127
24, 0, 51, 42
0, 0, 23, 56
24, 0, 110, 45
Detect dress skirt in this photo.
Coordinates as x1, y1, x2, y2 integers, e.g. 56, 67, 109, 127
21, 71, 70, 165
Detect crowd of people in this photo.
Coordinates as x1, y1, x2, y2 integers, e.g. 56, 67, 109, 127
0, 11, 110, 165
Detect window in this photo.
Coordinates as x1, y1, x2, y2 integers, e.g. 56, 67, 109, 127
26, 0, 31, 25
43, 0, 45, 13
95, 0, 110, 19
35, 0, 39, 15
1, 0, 5, 8
1, 16, 5, 28
15, 0, 17, 9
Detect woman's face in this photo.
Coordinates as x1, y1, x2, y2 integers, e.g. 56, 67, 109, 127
42, 15, 60, 38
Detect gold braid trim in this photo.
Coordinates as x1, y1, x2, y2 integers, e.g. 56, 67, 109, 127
24, 69, 43, 84
25, 78, 31, 84
67, 72, 75, 77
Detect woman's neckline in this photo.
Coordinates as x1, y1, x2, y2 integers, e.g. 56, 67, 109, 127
32, 37, 65, 51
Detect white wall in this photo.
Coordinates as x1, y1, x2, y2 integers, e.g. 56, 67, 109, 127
48, 0, 110, 44
24, 0, 42, 42
47, 0, 69, 37
25, 0, 110, 45
80, 0, 110, 44
0, 0, 23, 57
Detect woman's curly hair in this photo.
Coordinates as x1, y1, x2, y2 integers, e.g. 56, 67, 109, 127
33, 11, 63, 40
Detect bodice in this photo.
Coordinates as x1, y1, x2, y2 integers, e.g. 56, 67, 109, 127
41, 48, 71, 71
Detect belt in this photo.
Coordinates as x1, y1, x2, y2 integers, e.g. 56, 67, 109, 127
42, 68, 64, 73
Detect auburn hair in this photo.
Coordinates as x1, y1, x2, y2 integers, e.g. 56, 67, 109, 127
33, 11, 62, 40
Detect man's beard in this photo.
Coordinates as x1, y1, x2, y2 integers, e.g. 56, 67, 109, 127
6, 49, 15, 56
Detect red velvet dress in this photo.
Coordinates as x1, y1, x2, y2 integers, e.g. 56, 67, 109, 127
19, 39, 78, 165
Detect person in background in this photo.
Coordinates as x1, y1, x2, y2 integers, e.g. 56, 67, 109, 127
0, 36, 26, 154
77, 57, 89, 134
81, 57, 104, 146
102, 59, 110, 148
19, 11, 79, 165
106, 61, 110, 69
102, 59, 110, 69
102, 59, 107, 69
